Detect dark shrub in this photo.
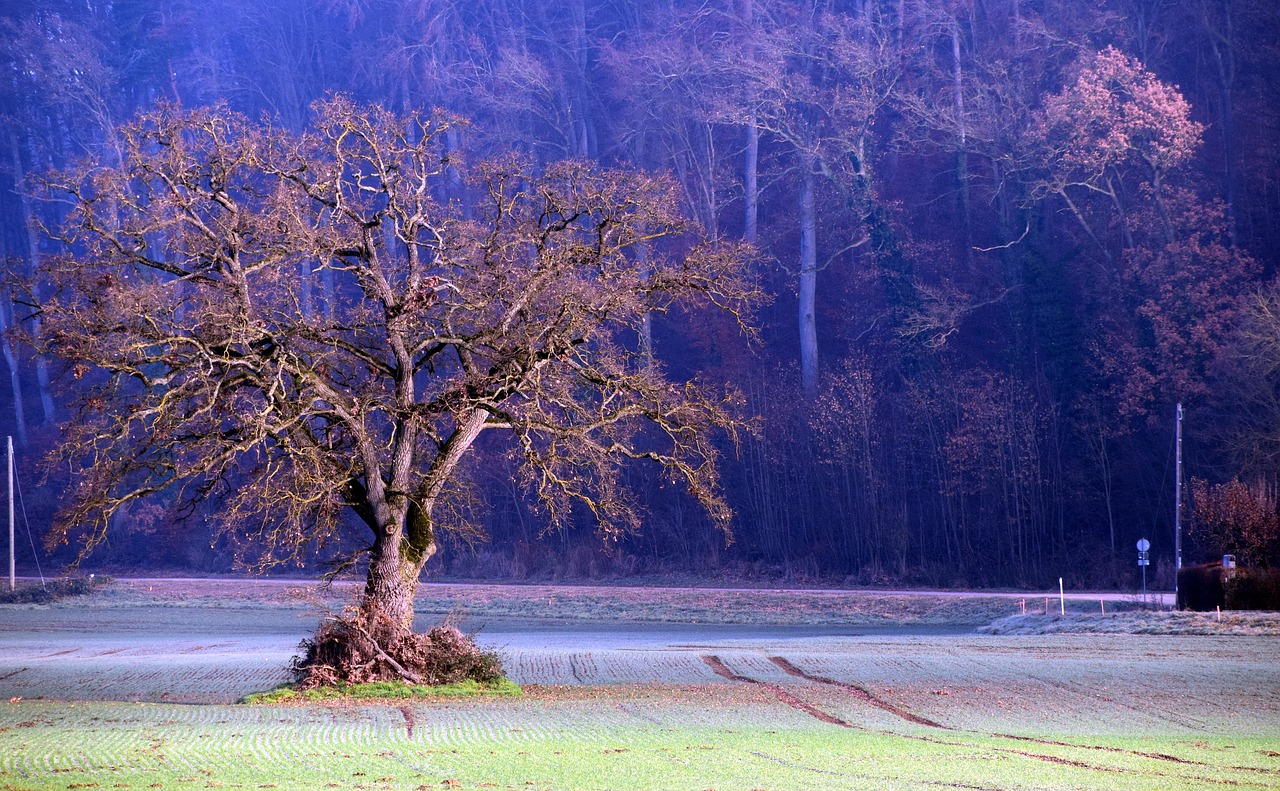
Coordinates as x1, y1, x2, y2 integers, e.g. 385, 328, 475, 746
0, 576, 110, 604
1177, 564, 1225, 611
1225, 568, 1280, 610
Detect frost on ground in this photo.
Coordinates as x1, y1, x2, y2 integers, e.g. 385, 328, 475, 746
18, 577, 1132, 625
978, 610, 1280, 635
2, 580, 1279, 789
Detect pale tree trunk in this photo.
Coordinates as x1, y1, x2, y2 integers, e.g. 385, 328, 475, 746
632, 133, 654, 368
951, 20, 974, 270
1201, 0, 1238, 246
0, 299, 28, 447
740, 0, 759, 247
799, 157, 819, 396
10, 131, 55, 423
636, 242, 654, 367
745, 120, 759, 245
300, 261, 313, 317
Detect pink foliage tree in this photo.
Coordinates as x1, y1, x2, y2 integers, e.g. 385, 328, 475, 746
1033, 46, 1204, 253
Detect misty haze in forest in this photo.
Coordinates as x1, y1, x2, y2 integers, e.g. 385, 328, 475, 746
1, 0, 1278, 590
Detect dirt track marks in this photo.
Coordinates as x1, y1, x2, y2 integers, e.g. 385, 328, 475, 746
696, 655, 1189, 781
995, 733, 1279, 777
997, 733, 1195, 765
766, 655, 949, 729
699, 655, 851, 728
398, 705, 416, 739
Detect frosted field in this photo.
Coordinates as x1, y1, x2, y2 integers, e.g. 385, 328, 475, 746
1, 580, 1278, 790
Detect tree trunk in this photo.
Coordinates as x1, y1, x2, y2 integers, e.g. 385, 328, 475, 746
11, 130, 56, 424
951, 21, 974, 270
362, 512, 436, 631
745, 119, 759, 245
799, 157, 819, 396
0, 300, 28, 447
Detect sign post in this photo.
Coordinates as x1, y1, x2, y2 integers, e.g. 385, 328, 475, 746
1137, 538, 1150, 604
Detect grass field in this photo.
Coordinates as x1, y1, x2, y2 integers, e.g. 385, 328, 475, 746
2, 580, 1278, 790
3, 696, 1277, 791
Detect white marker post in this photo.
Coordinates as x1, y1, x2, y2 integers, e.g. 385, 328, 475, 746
1059, 578, 1065, 615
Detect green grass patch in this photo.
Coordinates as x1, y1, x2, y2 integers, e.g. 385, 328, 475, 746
242, 676, 523, 704
1, 699, 1275, 790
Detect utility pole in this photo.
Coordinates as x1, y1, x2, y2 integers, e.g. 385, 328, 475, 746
8, 435, 13, 593
1175, 403, 1183, 604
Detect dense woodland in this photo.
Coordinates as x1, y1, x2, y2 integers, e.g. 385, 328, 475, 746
2, 0, 1279, 589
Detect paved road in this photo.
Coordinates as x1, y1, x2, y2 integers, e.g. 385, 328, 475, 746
81, 575, 1173, 606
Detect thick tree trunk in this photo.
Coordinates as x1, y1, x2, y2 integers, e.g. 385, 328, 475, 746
362, 515, 436, 631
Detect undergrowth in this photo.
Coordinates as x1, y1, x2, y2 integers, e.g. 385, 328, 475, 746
242, 677, 523, 704
0, 575, 112, 604
292, 613, 505, 688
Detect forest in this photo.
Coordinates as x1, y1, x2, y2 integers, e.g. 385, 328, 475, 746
1, 0, 1278, 590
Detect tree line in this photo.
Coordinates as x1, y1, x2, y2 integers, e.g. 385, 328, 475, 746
2, 0, 1278, 587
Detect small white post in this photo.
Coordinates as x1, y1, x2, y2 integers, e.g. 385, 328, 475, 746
1059, 578, 1065, 615
1101, 599, 1105, 614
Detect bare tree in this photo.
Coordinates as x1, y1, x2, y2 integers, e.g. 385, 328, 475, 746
28, 97, 756, 680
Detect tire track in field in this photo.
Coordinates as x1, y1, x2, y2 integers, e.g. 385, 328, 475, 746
992, 733, 1280, 776
399, 705, 416, 738
700, 655, 851, 728
731, 656, 1266, 784
767, 655, 949, 729
1020, 672, 1212, 732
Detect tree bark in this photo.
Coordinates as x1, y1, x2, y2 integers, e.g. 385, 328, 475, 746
11, 131, 56, 424
799, 157, 819, 396
0, 300, 28, 447
745, 119, 759, 245
363, 521, 434, 631
951, 21, 974, 270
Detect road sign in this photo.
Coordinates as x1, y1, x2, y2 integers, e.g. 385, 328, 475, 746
1137, 539, 1151, 600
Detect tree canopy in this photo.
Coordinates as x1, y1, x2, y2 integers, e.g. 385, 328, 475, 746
31, 97, 757, 633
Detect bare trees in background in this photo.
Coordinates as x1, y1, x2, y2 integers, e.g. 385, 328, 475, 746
2, 0, 1278, 586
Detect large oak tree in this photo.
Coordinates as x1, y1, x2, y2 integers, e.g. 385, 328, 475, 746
30, 97, 755, 666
